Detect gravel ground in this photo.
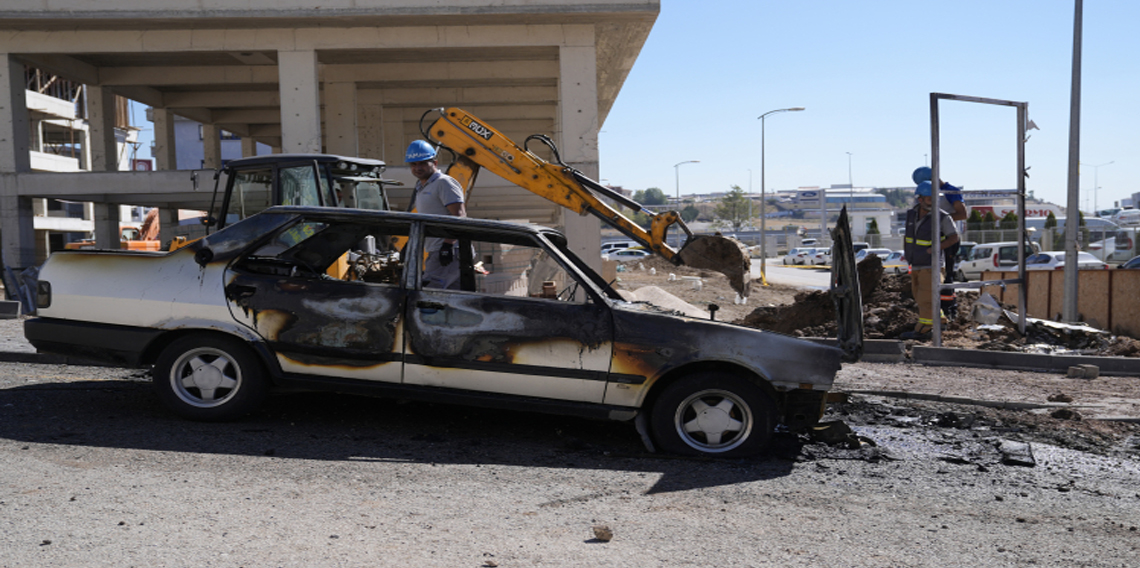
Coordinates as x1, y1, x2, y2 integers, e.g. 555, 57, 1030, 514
2, 351, 1139, 567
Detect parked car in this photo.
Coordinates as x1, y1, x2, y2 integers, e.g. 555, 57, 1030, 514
955, 241, 977, 263
601, 240, 638, 254
865, 248, 892, 260
955, 241, 1040, 281
1118, 255, 1140, 270
810, 248, 832, 266
851, 242, 870, 254
1024, 251, 1108, 271
25, 206, 859, 458
882, 250, 908, 274
607, 248, 651, 261
784, 247, 818, 265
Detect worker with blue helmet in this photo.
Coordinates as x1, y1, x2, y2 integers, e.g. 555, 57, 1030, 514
903, 171, 961, 341
407, 140, 467, 289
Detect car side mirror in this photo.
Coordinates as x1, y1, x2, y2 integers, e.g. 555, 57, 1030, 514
201, 216, 216, 227
194, 247, 214, 267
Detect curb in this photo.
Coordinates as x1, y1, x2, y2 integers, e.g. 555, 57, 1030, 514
912, 346, 1140, 377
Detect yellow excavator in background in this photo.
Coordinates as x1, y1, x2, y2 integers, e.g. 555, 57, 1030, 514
420, 108, 753, 298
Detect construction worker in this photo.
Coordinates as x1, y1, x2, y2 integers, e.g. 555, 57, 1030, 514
913, 167, 967, 319
407, 140, 466, 289
903, 181, 960, 341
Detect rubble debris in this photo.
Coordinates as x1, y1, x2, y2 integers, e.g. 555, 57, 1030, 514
591, 525, 614, 542
1051, 408, 1083, 421
1047, 393, 1074, 403
997, 439, 1036, 467
732, 254, 1140, 357
1066, 364, 1100, 379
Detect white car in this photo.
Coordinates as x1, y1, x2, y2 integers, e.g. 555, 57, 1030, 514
25, 206, 859, 458
784, 247, 817, 265
882, 250, 908, 274
809, 249, 832, 266
955, 241, 1040, 281
607, 248, 651, 261
1025, 251, 1108, 271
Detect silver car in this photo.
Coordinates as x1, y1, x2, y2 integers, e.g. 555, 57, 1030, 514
26, 206, 860, 458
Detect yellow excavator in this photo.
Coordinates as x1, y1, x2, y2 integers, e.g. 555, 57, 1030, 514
420, 108, 754, 298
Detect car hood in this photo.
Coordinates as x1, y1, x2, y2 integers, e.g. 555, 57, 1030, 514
609, 302, 843, 390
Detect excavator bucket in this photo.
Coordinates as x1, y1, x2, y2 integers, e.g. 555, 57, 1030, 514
676, 235, 753, 298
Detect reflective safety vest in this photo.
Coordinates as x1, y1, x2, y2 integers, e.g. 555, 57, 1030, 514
904, 205, 952, 268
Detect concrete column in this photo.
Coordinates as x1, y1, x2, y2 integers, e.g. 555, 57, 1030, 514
278, 50, 322, 153
0, 55, 36, 268
152, 107, 177, 170
557, 42, 602, 274
158, 208, 179, 248
86, 86, 118, 172
202, 124, 222, 169
93, 203, 121, 249
240, 137, 257, 157
324, 81, 358, 157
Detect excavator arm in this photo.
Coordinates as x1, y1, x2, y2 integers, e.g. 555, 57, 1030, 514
424, 107, 753, 297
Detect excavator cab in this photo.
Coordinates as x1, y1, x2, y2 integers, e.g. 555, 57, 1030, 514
206, 154, 395, 233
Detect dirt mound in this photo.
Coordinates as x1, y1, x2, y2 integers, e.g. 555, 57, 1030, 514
675, 235, 752, 299
733, 255, 1140, 357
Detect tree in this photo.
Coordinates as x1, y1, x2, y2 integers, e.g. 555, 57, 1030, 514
680, 204, 700, 223
1044, 211, 1060, 250
966, 209, 986, 233
713, 185, 752, 232
866, 217, 881, 247
633, 187, 668, 206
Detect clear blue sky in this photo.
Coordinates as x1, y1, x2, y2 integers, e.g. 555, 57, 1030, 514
600, 0, 1138, 213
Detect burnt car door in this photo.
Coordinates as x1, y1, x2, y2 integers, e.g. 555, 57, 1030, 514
830, 206, 864, 362
402, 223, 614, 403
224, 215, 411, 382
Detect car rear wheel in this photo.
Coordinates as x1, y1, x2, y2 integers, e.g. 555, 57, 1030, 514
650, 372, 775, 457
154, 334, 267, 421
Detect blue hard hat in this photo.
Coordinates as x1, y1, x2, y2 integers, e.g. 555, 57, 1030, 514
405, 140, 437, 163
912, 166, 932, 185
915, 180, 933, 197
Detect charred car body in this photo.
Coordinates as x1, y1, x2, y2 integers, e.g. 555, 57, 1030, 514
26, 206, 857, 457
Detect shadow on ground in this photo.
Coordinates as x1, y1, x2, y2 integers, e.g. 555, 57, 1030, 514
0, 378, 802, 494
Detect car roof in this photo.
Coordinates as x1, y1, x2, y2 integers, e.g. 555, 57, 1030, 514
223, 153, 387, 171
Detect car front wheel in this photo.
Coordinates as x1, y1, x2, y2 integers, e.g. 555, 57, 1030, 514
154, 334, 267, 421
956, 269, 967, 282
650, 372, 775, 457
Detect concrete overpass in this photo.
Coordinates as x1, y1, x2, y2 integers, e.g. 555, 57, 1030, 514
0, 0, 659, 269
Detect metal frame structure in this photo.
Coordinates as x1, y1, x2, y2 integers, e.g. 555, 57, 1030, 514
929, 93, 1030, 345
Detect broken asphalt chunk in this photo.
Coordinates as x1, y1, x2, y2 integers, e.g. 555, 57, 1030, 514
997, 439, 1036, 467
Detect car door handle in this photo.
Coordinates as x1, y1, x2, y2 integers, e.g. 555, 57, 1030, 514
416, 301, 447, 310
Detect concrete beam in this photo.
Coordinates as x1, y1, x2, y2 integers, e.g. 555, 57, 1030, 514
100, 65, 279, 87
16, 53, 100, 85
164, 91, 281, 109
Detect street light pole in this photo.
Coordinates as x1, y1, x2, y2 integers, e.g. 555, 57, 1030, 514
758, 107, 805, 285
674, 160, 699, 203
1081, 160, 1113, 213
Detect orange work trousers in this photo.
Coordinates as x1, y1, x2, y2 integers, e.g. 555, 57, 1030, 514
909, 267, 940, 332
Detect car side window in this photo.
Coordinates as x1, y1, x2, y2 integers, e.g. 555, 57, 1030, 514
237, 217, 410, 286
422, 224, 592, 304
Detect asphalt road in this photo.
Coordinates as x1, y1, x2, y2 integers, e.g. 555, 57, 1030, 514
2, 360, 1138, 567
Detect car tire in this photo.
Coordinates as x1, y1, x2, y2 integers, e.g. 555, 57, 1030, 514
649, 372, 776, 457
154, 334, 267, 421
955, 269, 967, 282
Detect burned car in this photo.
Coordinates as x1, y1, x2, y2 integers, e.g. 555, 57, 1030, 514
26, 206, 854, 457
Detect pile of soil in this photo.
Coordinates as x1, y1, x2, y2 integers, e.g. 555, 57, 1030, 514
734, 255, 1140, 357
